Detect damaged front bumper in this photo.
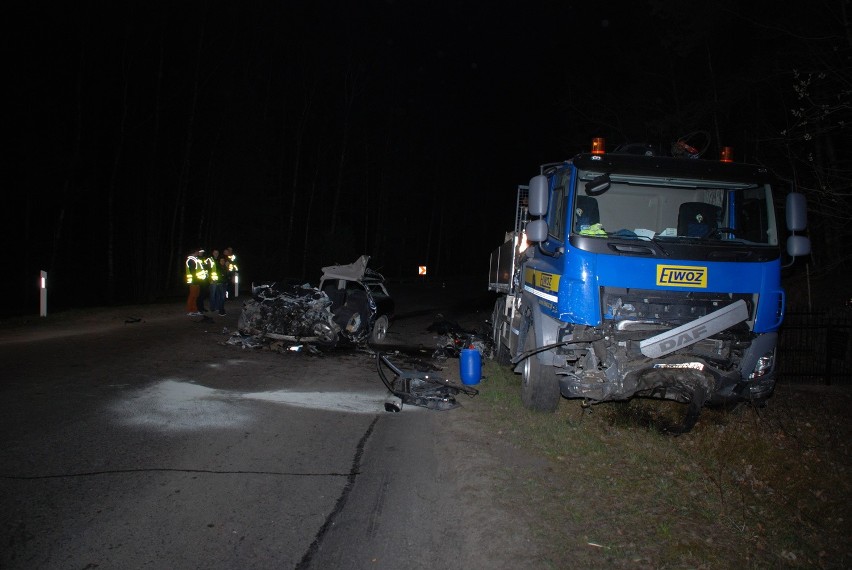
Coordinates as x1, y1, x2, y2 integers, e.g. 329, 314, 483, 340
553, 298, 776, 408
238, 282, 342, 345
557, 355, 775, 407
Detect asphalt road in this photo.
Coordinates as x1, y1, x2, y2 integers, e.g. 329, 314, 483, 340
0, 282, 535, 570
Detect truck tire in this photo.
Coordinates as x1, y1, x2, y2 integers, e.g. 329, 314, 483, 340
491, 298, 510, 364
521, 325, 561, 412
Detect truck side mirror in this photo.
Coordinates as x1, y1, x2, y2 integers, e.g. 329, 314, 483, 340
786, 192, 807, 231
528, 175, 549, 216
787, 235, 811, 257
525, 219, 547, 243
784, 192, 810, 258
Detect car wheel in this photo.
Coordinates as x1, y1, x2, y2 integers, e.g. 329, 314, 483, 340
370, 315, 389, 343
521, 323, 560, 412
313, 322, 339, 348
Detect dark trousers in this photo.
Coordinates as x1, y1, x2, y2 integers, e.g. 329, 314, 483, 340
210, 283, 225, 313
197, 283, 209, 312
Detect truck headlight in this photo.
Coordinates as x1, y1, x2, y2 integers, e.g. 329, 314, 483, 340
749, 350, 775, 379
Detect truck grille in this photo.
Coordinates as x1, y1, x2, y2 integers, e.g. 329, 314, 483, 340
601, 287, 754, 328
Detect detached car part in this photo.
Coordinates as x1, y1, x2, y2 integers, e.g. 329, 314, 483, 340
377, 353, 478, 411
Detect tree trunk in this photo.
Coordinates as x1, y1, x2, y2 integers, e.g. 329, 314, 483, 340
285, 83, 317, 271
329, 65, 362, 237
301, 137, 323, 279
167, 11, 206, 290
106, 20, 132, 305
705, 41, 722, 154
363, 142, 369, 252
51, 27, 86, 279
143, 22, 165, 302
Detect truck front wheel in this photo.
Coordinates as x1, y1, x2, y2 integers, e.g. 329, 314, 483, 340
491, 298, 510, 364
521, 325, 561, 412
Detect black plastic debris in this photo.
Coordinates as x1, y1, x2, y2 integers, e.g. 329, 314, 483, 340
377, 352, 478, 411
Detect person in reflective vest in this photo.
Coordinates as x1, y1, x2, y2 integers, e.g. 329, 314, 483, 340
197, 251, 217, 314
223, 246, 239, 298
185, 249, 207, 315
207, 249, 226, 316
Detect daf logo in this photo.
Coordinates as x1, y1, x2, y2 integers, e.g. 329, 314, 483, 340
640, 300, 748, 359
653, 324, 708, 353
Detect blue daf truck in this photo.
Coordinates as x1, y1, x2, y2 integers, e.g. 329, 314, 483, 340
488, 139, 811, 432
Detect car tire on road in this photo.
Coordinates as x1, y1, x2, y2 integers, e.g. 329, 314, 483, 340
313, 322, 339, 348
370, 315, 389, 344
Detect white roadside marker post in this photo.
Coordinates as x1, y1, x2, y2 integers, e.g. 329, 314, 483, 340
39, 270, 47, 317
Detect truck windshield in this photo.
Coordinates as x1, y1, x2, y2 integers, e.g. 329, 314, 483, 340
567, 171, 779, 246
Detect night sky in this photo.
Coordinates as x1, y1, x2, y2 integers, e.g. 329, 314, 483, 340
5, 1, 847, 315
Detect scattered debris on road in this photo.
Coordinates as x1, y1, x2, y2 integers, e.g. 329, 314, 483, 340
428, 317, 493, 360
377, 352, 478, 411
226, 332, 264, 349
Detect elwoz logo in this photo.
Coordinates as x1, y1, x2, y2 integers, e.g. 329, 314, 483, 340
656, 265, 707, 288
525, 268, 559, 292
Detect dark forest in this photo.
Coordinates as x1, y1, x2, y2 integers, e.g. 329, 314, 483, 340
5, 1, 850, 315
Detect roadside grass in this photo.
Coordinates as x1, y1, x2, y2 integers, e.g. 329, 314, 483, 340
472, 361, 851, 569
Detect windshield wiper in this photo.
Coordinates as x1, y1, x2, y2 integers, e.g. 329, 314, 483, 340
690, 228, 749, 244
649, 237, 671, 256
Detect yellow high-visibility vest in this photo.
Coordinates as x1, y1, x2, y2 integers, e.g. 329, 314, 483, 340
185, 255, 207, 283
206, 257, 219, 282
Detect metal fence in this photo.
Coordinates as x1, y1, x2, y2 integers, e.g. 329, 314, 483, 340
777, 308, 852, 385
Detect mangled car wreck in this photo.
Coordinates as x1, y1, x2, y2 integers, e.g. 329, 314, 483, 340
238, 282, 341, 346
238, 255, 394, 348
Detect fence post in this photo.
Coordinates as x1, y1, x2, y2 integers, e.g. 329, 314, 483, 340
826, 327, 850, 386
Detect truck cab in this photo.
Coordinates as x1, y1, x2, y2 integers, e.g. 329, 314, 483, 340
489, 142, 810, 432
